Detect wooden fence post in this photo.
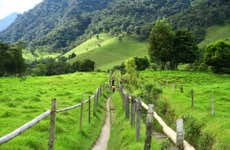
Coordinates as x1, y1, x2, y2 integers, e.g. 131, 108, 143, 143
180, 85, 184, 93
93, 92, 97, 116
80, 100, 84, 131
125, 94, 130, 119
121, 86, 125, 110
136, 99, 141, 141
211, 95, 215, 116
176, 119, 184, 150
173, 83, 176, 92
48, 99, 56, 150
96, 88, 99, 103
191, 89, 194, 108
88, 96, 91, 123
131, 96, 136, 127
144, 104, 154, 150
166, 80, 168, 86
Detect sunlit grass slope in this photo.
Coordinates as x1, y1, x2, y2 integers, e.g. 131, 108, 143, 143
140, 71, 230, 149
199, 24, 230, 48
0, 72, 107, 150
66, 33, 148, 70
23, 49, 60, 61
108, 92, 162, 150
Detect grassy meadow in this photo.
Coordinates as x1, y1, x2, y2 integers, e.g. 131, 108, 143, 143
140, 70, 230, 149
0, 72, 108, 150
66, 33, 148, 70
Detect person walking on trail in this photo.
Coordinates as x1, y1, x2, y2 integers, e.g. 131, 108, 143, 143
112, 77, 115, 93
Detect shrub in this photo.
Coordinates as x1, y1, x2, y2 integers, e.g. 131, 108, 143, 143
204, 40, 230, 74
79, 59, 95, 72
134, 56, 150, 71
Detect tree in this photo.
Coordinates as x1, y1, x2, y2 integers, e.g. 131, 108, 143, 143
172, 30, 198, 69
79, 59, 95, 72
149, 19, 174, 69
0, 42, 26, 76
124, 58, 138, 87
204, 40, 230, 73
68, 53, 77, 59
134, 57, 150, 71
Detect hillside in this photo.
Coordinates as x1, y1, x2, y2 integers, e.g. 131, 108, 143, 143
66, 33, 148, 70
0, 0, 200, 53
0, 13, 18, 32
198, 24, 230, 48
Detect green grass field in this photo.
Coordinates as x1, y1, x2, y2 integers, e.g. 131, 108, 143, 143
108, 92, 162, 150
66, 33, 148, 70
140, 70, 230, 149
199, 24, 230, 48
0, 72, 108, 150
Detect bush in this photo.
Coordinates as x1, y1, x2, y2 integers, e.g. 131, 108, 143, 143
199, 132, 215, 150
134, 56, 150, 71
183, 115, 203, 147
79, 59, 95, 72
204, 40, 230, 74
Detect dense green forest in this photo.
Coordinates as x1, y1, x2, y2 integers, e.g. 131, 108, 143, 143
0, 0, 229, 53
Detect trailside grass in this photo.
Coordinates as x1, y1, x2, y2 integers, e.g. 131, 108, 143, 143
0, 72, 108, 150
140, 70, 230, 149
66, 33, 148, 70
108, 92, 162, 150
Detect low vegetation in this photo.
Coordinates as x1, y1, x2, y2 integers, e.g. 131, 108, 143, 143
0, 72, 107, 149
108, 92, 162, 150
139, 70, 230, 149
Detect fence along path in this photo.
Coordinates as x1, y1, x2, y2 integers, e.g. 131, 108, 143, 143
0, 84, 106, 149
119, 84, 195, 150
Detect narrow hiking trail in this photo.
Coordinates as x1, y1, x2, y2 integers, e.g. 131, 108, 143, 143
92, 97, 111, 150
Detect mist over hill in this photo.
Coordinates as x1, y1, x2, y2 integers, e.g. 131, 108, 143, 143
0, 12, 19, 32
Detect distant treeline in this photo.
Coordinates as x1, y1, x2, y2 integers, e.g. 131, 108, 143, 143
28, 58, 95, 76
0, 42, 95, 76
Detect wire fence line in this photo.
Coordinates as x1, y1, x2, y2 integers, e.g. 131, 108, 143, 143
0, 82, 109, 149
118, 83, 195, 150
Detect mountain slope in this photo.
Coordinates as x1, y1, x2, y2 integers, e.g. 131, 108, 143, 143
198, 24, 230, 48
66, 33, 148, 70
0, 13, 18, 32
0, 0, 229, 53
0, 0, 191, 53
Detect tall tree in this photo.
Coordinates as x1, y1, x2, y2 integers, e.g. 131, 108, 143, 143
149, 19, 174, 69
204, 40, 230, 73
172, 30, 198, 69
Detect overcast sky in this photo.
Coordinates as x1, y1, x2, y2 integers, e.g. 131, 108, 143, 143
0, 0, 43, 19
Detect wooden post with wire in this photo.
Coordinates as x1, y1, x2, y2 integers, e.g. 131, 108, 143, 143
144, 104, 154, 150
136, 98, 141, 141
80, 100, 84, 131
191, 89, 194, 108
176, 118, 184, 150
48, 99, 56, 150
88, 96, 91, 123
131, 96, 136, 127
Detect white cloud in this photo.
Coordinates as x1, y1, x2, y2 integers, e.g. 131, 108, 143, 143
0, 0, 43, 19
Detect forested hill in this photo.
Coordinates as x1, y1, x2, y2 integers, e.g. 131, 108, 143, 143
0, 0, 229, 53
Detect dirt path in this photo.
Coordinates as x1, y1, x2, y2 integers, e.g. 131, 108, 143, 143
92, 97, 111, 150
